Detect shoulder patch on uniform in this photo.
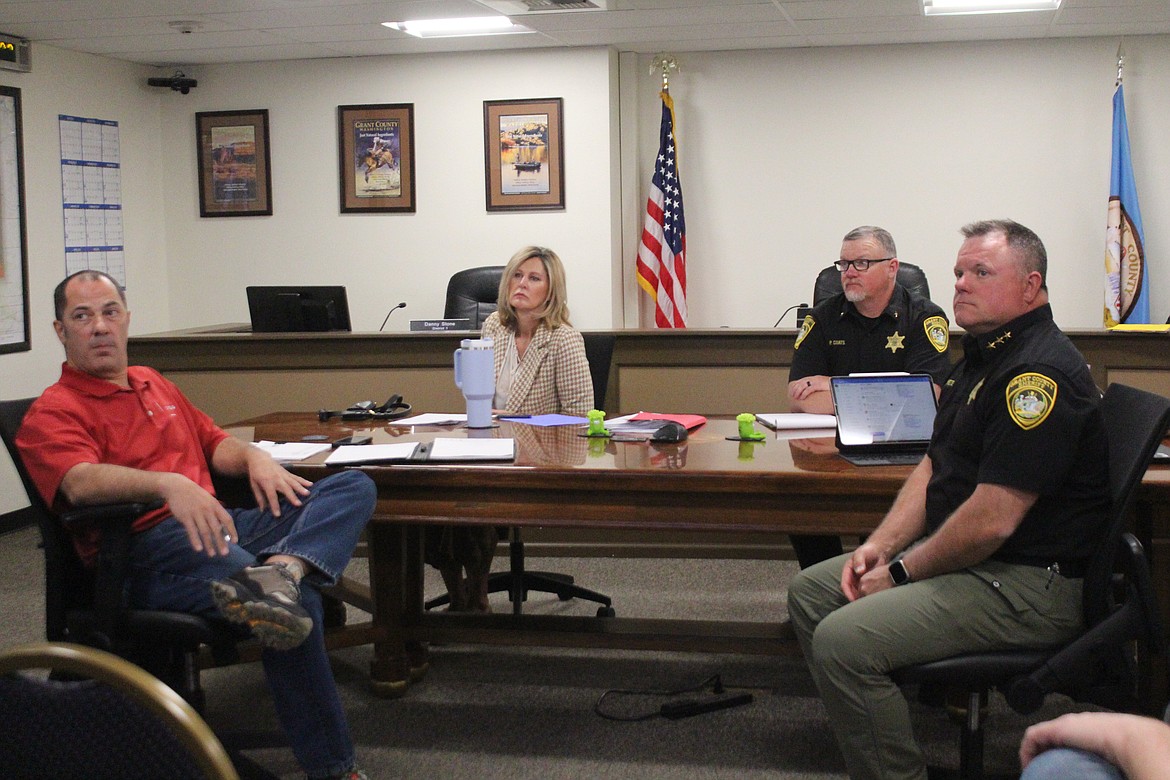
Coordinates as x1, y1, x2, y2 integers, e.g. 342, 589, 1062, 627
1005, 372, 1058, 430
794, 315, 815, 350
923, 316, 949, 353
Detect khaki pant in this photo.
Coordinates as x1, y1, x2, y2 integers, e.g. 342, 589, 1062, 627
787, 554, 1083, 780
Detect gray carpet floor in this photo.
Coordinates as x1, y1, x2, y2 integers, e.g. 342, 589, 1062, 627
0, 525, 1086, 779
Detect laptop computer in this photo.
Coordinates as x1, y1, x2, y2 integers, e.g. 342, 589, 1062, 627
830, 373, 937, 466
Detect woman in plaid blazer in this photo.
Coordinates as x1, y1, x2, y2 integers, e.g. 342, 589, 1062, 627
427, 246, 593, 611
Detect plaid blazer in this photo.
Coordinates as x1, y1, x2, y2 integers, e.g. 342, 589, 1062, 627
482, 312, 593, 416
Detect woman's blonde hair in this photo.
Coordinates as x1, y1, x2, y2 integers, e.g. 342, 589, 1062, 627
495, 246, 572, 329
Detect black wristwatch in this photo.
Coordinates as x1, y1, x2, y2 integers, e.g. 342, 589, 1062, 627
889, 559, 912, 586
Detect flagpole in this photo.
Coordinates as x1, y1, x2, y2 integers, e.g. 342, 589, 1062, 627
1104, 39, 1150, 326
651, 53, 679, 93
637, 54, 688, 328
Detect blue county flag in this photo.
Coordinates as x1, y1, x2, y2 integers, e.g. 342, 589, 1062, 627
636, 90, 687, 328
1104, 83, 1150, 326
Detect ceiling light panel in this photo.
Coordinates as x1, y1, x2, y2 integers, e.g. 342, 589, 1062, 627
922, 0, 1061, 15
383, 16, 534, 38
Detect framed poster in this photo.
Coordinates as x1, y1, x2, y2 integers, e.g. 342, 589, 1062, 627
483, 97, 564, 212
195, 109, 273, 217
337, 103, 415, 214
0, 84, 29, 354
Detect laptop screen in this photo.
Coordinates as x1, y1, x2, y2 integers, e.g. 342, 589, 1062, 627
830, 374, 937, 448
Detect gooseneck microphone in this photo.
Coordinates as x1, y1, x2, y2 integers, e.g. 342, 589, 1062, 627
773, 303, 809, 328
379, 302, 407, 331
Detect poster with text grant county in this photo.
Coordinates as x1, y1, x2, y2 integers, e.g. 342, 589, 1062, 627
338, 103, 415, 214
352, 119, 401, 198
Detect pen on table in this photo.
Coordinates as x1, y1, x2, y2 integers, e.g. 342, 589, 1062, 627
497, 414, 532, 419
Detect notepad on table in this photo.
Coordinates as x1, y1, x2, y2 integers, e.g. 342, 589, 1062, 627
324, 439, 515, 466
255, 441, 332, 463
325, 442, 420, 466
754, 413, 837, 431
386, 413, 467, 426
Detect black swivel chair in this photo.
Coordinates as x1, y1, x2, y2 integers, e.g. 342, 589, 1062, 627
0, 397, 280, 780
0, 641, 240, 780
425, 334, 617, 617
812, 260, 931, 305
444, 266, 504, 329
486, 332, 616, 616
891, 383, 1170, 780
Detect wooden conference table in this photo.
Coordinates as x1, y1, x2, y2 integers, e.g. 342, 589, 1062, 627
225, 413, 1170, 700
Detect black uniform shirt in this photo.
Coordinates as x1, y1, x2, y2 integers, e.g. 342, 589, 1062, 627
789, 285, 952, 385
925, 304, 1109, 566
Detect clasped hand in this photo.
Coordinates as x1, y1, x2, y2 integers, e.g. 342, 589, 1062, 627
841, 542, 895, 601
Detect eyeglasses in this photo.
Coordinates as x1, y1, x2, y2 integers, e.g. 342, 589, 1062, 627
834, 257, 894, 273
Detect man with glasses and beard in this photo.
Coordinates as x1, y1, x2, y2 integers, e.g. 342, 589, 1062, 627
786, 226, 952, 568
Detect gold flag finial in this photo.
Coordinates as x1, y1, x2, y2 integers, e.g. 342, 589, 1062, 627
650, 54, 680, 92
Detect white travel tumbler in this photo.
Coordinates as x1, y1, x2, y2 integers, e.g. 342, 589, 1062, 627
454, 338, 494, 428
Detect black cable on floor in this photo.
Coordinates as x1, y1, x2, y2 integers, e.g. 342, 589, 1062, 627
594, 673, 727, 721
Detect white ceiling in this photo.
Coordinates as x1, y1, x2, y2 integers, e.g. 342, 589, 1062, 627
0, 0, 1168, 68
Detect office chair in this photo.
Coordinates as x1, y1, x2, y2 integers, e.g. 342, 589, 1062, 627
425, 334, 617, 617
891, 383, 1170, 780
812, 260, 931, 305
0, 641, 239, 780
444, 265, 504, 329
0, 397, 243, 711
0, 397, 282, 779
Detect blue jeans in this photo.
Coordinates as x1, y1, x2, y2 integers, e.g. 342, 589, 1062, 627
1021, 748, 1124, 780
127, 470, 376, 779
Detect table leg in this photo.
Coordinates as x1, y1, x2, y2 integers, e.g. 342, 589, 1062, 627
366, 522, 411, 697
403, 523, 430, 681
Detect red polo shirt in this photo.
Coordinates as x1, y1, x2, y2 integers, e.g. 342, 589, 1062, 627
16, 364, 229, 566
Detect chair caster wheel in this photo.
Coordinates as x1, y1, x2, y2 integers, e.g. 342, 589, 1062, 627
597, 606, 615, 617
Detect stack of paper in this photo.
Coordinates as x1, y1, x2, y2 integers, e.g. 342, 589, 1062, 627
753, 413, 838, 440
753, 413, 836, 431
255, 440, 332, 463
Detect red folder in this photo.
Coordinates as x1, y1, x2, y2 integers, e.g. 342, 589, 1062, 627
629, 412, 707, 430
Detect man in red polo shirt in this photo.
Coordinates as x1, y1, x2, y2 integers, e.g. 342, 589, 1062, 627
17, 270, 375, 780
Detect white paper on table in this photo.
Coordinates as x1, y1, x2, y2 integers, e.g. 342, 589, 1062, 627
387, 413, 467, 426
426, 438, 515, 461
255, 441, 332, 463
753, 413, 836, 431
324, 442, 419, 465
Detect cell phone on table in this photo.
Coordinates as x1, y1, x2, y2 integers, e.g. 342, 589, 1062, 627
332, 435, 372, 448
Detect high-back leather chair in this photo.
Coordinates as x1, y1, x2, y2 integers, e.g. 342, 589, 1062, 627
812, 261, 931, 306
444, 266, 504, 329
891, 383, 1170, 779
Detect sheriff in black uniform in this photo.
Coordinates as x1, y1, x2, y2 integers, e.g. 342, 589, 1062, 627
787, 220, 1109, 780
928, 304, 1108, 569
787, 226, 952, 567
790, 285, 951, 387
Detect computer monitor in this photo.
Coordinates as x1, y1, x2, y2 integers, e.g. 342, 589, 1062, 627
246, 286, 352, 332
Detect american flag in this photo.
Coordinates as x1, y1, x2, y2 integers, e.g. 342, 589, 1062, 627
636, 90, 687, 328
